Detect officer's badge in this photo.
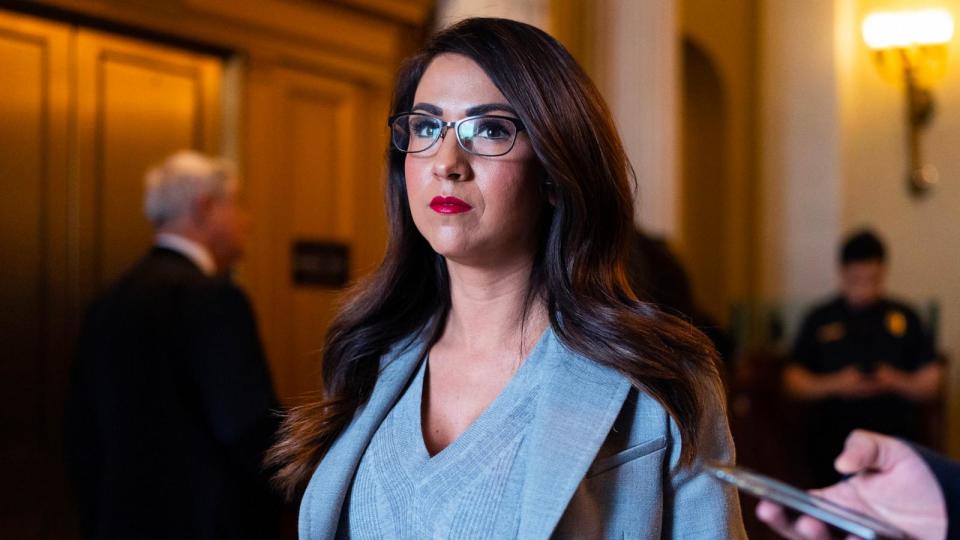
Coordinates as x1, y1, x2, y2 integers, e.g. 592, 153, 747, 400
886, 310, 907, 337
817, 321, 845, 343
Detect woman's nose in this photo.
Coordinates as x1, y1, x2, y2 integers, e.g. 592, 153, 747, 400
430, 129, 469, 181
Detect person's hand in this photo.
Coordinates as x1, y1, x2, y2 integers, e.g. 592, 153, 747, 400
873, 365, 907, 394
873, 363, 943, 402
828, 367, 881, 399
756, 430, 947, 540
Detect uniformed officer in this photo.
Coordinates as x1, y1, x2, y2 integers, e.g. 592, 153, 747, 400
783, 229, 941, 486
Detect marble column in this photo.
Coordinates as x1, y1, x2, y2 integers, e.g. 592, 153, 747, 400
596, 0, 680, 238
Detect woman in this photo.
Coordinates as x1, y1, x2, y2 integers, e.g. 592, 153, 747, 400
269, 18, 745, 539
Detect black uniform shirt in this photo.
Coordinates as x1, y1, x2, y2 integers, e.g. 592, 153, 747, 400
791, 296, 935, 375
789, 296, 938, 484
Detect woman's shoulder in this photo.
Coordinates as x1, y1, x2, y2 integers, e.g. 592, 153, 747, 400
577, 349, 731, 475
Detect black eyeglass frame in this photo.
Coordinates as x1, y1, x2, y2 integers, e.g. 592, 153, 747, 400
387, 112, 527, 157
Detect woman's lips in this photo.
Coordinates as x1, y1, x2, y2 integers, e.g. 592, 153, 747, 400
429, 196, 472, 214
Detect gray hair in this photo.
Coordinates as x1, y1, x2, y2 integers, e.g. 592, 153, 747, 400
143, 150, 236, 226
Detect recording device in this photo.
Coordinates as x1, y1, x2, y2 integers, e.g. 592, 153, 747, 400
703, 463, 909, 540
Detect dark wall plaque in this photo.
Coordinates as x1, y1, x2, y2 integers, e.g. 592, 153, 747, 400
292, 240, 350, 287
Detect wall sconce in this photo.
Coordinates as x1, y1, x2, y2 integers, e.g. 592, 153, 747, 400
862, 9, 954, 197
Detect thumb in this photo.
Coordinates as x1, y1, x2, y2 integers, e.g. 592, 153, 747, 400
834, 430, 891, 474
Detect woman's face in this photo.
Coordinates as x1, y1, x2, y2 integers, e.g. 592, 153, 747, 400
404, 53, 545, 268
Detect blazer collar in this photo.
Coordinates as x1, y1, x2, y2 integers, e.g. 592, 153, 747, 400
301, 333, 428, 538
517, 331, 632, 539
299, 328, 631, 539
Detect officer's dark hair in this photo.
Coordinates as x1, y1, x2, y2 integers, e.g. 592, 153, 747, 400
840, 229, 886, 266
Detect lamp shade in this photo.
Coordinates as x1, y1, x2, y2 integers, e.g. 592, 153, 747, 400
862, 9, 954, 49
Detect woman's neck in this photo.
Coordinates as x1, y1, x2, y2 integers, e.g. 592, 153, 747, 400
441, 257, 547, 357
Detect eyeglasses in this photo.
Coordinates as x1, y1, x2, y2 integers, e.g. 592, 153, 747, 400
388, 113, 526, 157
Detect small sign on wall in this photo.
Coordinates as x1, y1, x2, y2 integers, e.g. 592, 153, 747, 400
292, 240, 349, 287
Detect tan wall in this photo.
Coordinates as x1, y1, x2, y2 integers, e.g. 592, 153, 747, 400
435, 0, 549, 28
757, 0, 844, 308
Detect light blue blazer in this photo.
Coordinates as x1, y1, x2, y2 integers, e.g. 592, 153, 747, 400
299, 329, 746, 539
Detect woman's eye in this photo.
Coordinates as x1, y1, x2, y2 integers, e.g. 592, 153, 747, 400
411, 119, 440, 138
476, 120, 511, 139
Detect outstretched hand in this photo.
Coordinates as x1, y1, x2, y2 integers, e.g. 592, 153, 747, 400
756, 430, 947, 540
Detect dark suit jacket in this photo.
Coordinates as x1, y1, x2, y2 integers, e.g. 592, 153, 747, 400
65, 247, 281, 539
915, 446, 960, 539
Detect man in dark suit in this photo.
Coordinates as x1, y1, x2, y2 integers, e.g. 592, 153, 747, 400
65, 151, 281, 539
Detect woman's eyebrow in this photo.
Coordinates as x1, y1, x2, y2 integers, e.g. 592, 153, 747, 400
410, 102, 518, 117
411, 103, 442, 115
466, 103, 517, 117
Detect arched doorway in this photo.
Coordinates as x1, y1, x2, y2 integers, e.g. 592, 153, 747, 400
680, 37, 729, 324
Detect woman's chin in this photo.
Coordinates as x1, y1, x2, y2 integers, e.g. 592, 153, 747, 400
423, 232, 475, 259
429, 244, 472, 262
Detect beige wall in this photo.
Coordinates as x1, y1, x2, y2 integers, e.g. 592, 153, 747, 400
595, 0, 680, 237
758, 0, 844, 308
435, 0, 550, 28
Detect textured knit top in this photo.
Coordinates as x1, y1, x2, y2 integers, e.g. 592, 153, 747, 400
338, 331, 549, 539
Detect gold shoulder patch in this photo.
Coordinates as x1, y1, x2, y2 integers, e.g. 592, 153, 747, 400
817, 321, 845, 343
887, 310, 907, 337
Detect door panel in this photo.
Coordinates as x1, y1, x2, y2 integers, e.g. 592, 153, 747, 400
0, 10, 71, 538
75, 29, 221, 298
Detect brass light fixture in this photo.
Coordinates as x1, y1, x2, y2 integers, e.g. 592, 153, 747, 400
862, 8, 954, 196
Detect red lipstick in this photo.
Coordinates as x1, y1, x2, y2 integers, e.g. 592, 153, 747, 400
430, 196, 472, 214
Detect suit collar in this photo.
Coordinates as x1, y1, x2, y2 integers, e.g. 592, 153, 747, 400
149, 246, 207, 277
517, 332, 631, 538
154, 233, 217, 276
300, 333, 427, 538
298, 328, 631, 539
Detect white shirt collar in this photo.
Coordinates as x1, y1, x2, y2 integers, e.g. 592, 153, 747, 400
154, 233, 217, 277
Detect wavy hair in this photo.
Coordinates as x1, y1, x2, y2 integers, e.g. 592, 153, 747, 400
267, 17, 721, 499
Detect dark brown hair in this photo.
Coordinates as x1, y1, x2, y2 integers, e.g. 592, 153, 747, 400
267, 17, 721, 499
840, 229, 886, 265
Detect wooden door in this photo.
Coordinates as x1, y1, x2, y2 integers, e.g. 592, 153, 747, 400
0, 9, 223, 537
245, 62, 390, 405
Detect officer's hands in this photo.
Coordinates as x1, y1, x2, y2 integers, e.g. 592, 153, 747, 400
829, 366, 881, 398
756, 430, 947, 540
873, 365, 909, 394
874, 364, 943, 402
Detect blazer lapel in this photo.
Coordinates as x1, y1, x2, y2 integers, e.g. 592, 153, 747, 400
300, 335, 427, 539
518, 332, 632, 539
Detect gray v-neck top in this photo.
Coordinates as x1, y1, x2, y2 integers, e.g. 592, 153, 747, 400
338, 331, 549, 539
